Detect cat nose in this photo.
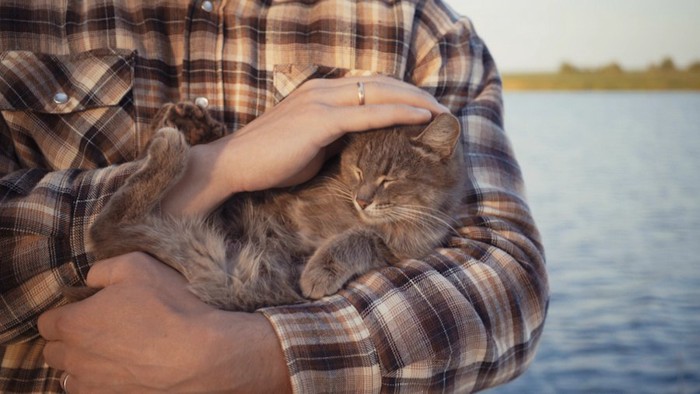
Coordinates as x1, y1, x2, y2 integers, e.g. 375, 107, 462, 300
356, 197, 371, 209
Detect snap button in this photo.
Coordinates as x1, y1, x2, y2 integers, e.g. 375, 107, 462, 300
194, 96, 209, 108
201, 1, 213, 12
53, 92, 69, 104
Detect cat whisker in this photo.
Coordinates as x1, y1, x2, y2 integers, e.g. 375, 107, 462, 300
320, 178, 354, 200
399, 204, 459, 224
323, 188, 354, 203
390, 206, 461, 236
386, 209, 436, 231
400, 204, 460, 219
325, 185, 352, 198
320, 176, 350, 190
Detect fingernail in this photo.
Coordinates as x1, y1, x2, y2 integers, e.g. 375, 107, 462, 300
416, 108, 432, 118
416, 107, 431, 114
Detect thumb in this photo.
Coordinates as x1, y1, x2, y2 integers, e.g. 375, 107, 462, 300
85, 252, 152, 289
85, 256, 121, 289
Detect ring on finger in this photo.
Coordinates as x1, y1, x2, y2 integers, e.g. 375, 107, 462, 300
356, 81, 366, 106
60, 372, 71, 392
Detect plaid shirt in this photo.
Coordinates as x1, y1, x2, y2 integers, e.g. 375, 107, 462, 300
0, 0, 548, 392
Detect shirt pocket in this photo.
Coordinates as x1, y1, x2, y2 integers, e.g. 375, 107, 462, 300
272, 63, 375, 103
0, 49, 136, 170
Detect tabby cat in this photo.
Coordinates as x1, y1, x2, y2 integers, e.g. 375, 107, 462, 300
81, 102, 466, 311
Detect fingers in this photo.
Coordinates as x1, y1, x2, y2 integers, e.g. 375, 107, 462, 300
294, 75, 450, 114
40, 256, 143, 342
85, 257, 115, 289
47, 343, 133, 393
85, 251, 158, 289
334, 104, 432, 133
39, 253, 160, 342
43, 340, 68, 370
286, 76, 448, 144
38, 302, 80, 341
357, 78, 448, 114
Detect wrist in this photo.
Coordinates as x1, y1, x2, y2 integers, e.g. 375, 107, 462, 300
201, 310, 292, 393
160, 142, 234, 217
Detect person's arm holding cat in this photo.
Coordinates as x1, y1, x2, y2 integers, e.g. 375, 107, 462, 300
256, 21, 549, 393
2, 2, 547, 393
30, 76, 448, 393
159, 76, 448, 217
1, 74, 443, 388
38, 14, 547, 394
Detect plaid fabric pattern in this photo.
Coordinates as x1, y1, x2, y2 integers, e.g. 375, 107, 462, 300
0, 0, 548, 392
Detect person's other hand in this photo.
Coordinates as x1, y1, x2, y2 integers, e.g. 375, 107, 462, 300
38, 252, 291, 393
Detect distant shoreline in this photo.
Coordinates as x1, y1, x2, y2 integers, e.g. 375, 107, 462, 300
501, 71, 700, 91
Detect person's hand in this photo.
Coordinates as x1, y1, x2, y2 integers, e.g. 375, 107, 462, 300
38, 252, 291, 393
222, 75, 449, 191
161, 75, 449, 216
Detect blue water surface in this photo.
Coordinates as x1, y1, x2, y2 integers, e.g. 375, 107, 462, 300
487, 92, 700, 394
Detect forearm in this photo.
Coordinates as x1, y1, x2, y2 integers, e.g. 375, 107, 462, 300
263, 214, 547, 392
159, 142, 233, 217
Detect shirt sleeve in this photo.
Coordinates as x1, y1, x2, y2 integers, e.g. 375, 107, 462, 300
0, 126, 139, 345
260, 16, 549, 393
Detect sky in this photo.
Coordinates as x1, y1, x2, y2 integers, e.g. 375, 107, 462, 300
447, 0, 700, 73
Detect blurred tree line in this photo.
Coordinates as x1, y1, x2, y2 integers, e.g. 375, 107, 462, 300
559, 57, 700, 74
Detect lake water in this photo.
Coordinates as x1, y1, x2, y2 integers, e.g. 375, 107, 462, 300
486, 92, 700, 394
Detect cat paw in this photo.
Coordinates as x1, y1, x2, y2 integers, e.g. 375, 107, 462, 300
151, 101, 226, 145
149, 128, 188, 159
299, 253, 351, 300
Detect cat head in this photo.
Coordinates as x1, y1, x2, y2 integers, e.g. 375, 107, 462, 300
338, 113, 465, 225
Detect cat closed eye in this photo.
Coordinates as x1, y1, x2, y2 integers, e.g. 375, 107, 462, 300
354, 167, 364, 181
378, 176, 397, 186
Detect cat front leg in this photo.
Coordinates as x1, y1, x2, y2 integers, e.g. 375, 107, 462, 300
300, 228, 398, 299
89, 128, 189, 257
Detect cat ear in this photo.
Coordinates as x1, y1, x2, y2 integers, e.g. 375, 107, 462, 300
411, 113, 461, 159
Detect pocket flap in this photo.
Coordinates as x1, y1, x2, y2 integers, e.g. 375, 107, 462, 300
0, 49, 135, 113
